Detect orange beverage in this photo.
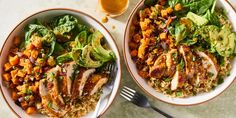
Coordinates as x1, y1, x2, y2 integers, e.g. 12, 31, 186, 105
99, 0, 129, 17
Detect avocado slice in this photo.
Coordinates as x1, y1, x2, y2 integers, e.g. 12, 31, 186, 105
91, 31, 115, 62
187, 12, 208, 26
56, 52, 73, 64
77, 45, 103, 68
207, 25, 236, 57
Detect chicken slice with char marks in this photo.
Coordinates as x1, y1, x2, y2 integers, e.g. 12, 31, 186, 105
59, 61, 76, 97
149, 49, 177, 79
83, 74, 108, 96
71, 68, 95, 101
165, 49, 178, 77
149, 53, 166, 79
171, 67, 186, 90
39, 66, 67, 117
179, 45, 196, 79
196, 51, 219, 85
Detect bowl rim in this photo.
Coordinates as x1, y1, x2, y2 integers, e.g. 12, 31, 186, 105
123, 0, 236, 106
0, 8, 122, 117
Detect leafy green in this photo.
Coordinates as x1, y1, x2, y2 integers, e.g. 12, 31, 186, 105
53, 42, 65, 55
181, 38, 197, 46
51, 15, 78, 39
75, 31, 88, 49
175, 24, 188, 45
203, 1, 221, 26
24, 24, 56, 56
78, 24, 89, 33
144, 0, 158, 6
182, 0, 215, 15
168, 0, 179, 7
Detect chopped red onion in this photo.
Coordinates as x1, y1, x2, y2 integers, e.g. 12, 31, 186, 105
29, 57, 35, 63
171, 16, 177, 19
164, 28, 168, 33
18, 97, 24, 102
15, 52, 23, 57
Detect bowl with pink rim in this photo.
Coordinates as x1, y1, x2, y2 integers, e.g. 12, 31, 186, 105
0, 8, 121, 117
124, 0, 236, 105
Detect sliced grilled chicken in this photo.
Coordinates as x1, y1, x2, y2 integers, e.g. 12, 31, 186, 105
39, 79, 67, 117
59, 61, 76, 97
179, 45, 195, 78
165, 49, 178, 77
149, 53, 166, 79
196, 51, 219, 81
171, 68, 186, 90
149, 49, 177, 79
192, 58, 207, 86
45, 66, 65, 108
83, 74, 108, 96
71, 68, 95, 100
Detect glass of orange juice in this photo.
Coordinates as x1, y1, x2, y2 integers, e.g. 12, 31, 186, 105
99, 0, 129, 17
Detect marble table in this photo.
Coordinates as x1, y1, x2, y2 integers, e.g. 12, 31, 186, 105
0, 0, 236, 118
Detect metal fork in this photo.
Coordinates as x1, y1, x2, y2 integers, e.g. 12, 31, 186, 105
120, 86, 174, 118
94, 62, 118, 117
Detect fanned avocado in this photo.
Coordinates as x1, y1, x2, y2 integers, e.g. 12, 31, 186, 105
91, 31, 116, 62
216, 26, 236, 57
77, 45, 103, 68
206, 25, 236, 57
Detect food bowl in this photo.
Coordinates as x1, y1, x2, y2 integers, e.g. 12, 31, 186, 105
124, 0, 236, 105
0, 8, 121, 117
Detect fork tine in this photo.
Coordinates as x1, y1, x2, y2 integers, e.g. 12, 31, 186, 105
121, 88, 135, 97
121, 90, 133, 99
124, 86, 136, 93
120, 92, 132, 101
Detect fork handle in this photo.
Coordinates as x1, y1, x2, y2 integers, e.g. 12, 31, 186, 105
150, 105, 173, 118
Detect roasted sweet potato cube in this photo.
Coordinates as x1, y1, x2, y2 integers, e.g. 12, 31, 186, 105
4, 63, 12, 71
3, 73, 11, 81
9, 55, 19, 66
31, 50, 39, 59
17, 70, 26, 78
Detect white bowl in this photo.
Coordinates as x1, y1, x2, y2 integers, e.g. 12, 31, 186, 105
0, 8, 121, 117
124, 0, 236, 105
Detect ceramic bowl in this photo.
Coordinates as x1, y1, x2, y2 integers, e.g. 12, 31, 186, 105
124, 0, 236, 105
0, 8, 121, 117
